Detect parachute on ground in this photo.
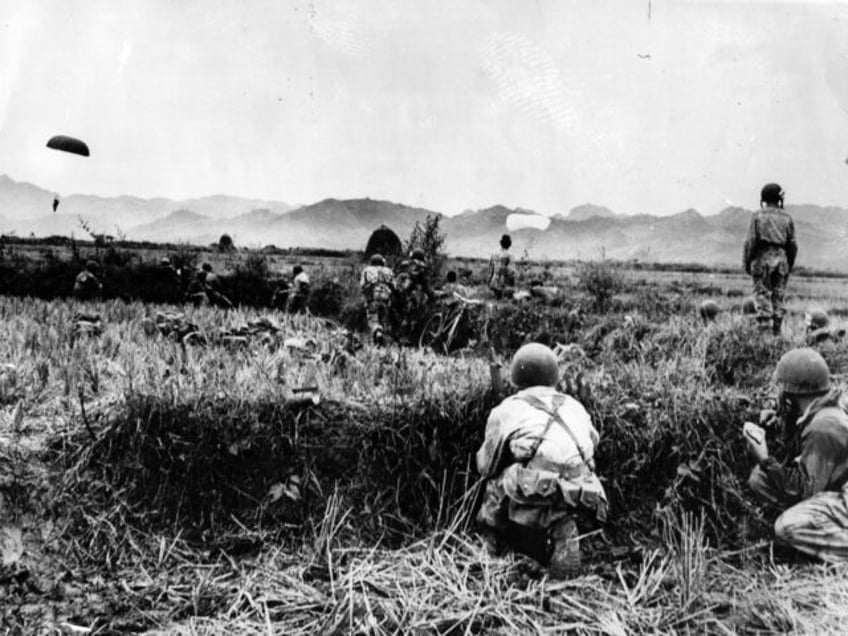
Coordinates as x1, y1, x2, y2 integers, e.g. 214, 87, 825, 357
46, 135, 90, 157
506, 213, 550, 232
365, 225, 402, 261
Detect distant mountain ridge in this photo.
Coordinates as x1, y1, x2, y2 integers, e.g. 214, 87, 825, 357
1, 174, 846, 271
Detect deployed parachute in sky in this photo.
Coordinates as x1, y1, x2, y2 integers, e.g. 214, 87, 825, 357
505, 212, 550, 232
46, 135, 90, 156
46, 135, 89, 212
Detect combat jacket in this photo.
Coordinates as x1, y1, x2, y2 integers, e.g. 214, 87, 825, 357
394, 258, 429, 295
476, 386, 608, 527
757, 390, 848, 506
743, 206, 798, 274
73, 271, 101, 299
488, 249, 514, 291
360, 265, 394, 302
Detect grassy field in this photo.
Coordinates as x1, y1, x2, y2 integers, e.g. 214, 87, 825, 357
2, 258, 848, 634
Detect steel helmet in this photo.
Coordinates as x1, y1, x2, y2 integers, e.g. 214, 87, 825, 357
742, 297, 757, 315
201, 262, 213, 272
760, 183, 784, 206
85, 260, 99, 272
805, 308, 830, 331
699, 300, 720, 322
370, 253, 385, 266
773, 348, 831, 396
510, 343, 559, 388
411, 248, 426, 261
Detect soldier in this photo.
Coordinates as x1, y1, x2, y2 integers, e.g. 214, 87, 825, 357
743, 183, 798, 335
699, 299, 720, 324
185, 269, 211, 306
73, 260, 103, 301
805, 308, 846, 345
360, 253, 395, 345
394, 248, 431, 341
475, 343, 608, 577
745, 348, 848, 561
199, 262, 233, 309
488, 234, 515, 300
287, 265, 311, 313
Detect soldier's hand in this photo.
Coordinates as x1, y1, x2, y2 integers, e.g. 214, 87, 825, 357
759, 408, 778, 429
743, 421, 768, 462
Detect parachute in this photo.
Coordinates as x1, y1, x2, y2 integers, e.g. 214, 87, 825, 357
46, 135, 90, 157
506, 213, 550, 232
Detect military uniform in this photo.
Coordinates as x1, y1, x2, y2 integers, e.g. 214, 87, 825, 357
488, 248, 514, 300
287, 270, 311, 313
360, 264, 395, 343
394, 257, 430, 338
476, 386, 608, 564
743, 205, 798, 333
748, 390, 848, 561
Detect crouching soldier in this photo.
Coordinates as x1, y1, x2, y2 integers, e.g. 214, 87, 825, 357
73, 260, 103, 301
360, 253, 395, 345
745, 348, 848, 561
805, 308, 846, 346
287, 265, 310, 313
475, 343, 608, 577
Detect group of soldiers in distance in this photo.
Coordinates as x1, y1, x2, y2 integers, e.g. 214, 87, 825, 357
69, 182, 848, 577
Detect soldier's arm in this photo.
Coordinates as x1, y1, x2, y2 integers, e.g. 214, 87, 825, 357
757, 427, 846, 505
476, 411, 513, 477
786, 218, 798, 271
743, 214, 757, 273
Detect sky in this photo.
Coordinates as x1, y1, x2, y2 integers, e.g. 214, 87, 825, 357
1, 0, 847, 217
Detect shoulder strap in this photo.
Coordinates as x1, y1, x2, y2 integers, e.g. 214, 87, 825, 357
517, 393, 590, 465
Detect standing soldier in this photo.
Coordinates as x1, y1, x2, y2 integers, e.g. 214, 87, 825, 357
475, 343, 608, 577
360, 253, 395, 345
287, 265, 311, 313
743, 183, 798, 335
73, 260, 103, 301
745, 348, 848, 561
488, 234, 514, 300
394, 248, 431, 343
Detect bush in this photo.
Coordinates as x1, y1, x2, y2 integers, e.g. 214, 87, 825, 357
577, 259, 624, 310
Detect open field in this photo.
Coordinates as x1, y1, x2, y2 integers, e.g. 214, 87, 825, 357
3, 256, 848, 634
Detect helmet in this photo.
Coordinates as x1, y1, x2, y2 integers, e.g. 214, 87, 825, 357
805, 308, 830, 331
742, 297, 757, 315
160, 257, 171, 266
760, 183, 784, 206
85, 260, 99, 272
411, 248, 426, 261
370, 253, 385, 266
201, 262, 212, 272
500, 234, 512, 249
773, 348, 831, 396
510, 343, 559, 388
699, 300, 719, 322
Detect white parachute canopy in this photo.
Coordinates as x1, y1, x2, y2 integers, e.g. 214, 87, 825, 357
506, 213, 551, 232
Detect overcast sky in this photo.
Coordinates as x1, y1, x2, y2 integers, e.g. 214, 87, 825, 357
1, 0, 847, 216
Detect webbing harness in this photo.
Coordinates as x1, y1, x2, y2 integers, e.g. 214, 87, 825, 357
517, 393, 590, 467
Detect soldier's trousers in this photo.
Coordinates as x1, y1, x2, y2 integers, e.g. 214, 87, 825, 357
749, 466, 848, 562
751, 252, 789, 331
366, 298, 390, 338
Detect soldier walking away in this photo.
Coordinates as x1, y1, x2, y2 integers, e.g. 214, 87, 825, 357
743, 183, 798, 335
475, 343, 608, 577
287, 265, 311, 313
73, 260, 103, 301
745, 348, 848, 562
360, 253, 395, 345
488, 234, 515, 300
394, 248, 431, 343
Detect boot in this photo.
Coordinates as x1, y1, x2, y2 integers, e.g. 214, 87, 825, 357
548, 517, 581, 578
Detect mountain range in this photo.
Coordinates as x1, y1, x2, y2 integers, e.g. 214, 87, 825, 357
1, 174, 846, 271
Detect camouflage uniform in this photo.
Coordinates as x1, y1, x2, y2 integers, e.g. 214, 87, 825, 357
287, 270, 311, 314
360, 264, 395, 343
394, 257, 430, 339
748, 390, 848, 561
743, 205, 798, 333
476, 386, 608, 562
488, 248, 514, 300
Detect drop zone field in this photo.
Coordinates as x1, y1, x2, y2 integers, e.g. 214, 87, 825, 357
3, 245, 848, 634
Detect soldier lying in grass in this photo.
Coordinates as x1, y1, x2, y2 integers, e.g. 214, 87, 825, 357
475, 343, 608, 577
745, 348, 848, 561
